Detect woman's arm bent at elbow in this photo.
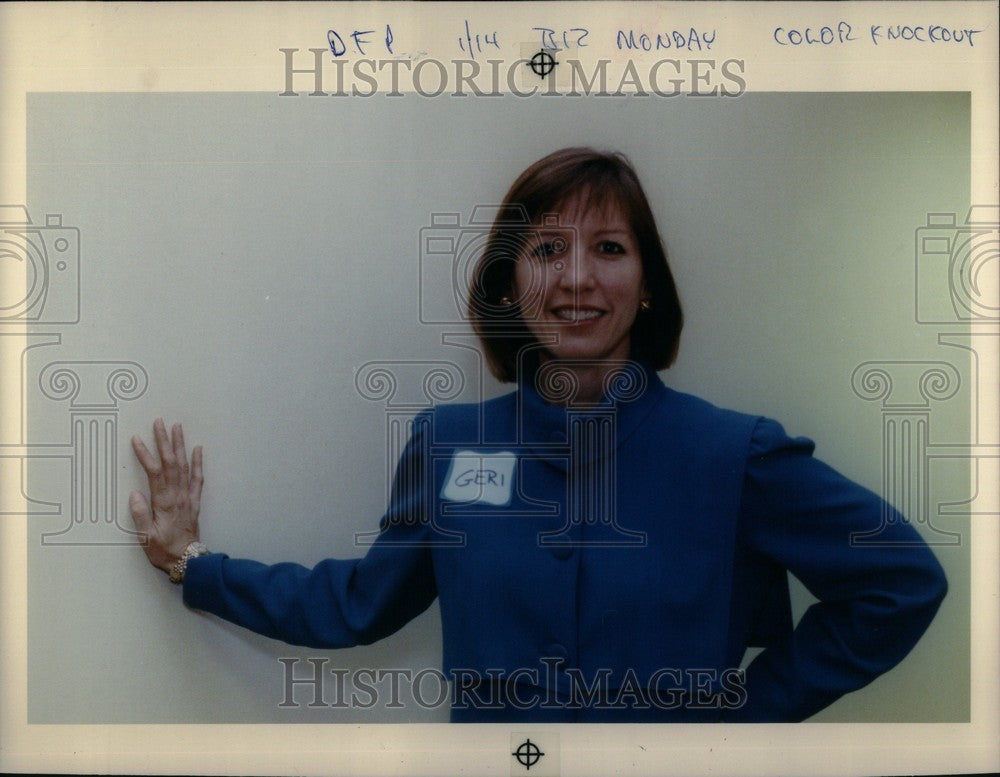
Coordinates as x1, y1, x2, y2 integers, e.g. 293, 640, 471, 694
726, 417, 947, 722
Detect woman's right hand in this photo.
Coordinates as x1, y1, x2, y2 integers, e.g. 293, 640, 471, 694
129, 418, 204, 574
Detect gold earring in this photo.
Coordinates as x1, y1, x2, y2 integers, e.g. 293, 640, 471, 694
639, 299, 651, 312
500, 296, 513, 307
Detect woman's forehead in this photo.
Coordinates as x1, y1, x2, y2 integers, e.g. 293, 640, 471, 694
538, 189, 629, 227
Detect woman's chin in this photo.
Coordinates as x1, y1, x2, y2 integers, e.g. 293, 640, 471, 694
538, 347, 627, 365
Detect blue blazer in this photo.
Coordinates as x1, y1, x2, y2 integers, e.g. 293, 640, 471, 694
184, 364, 946, 722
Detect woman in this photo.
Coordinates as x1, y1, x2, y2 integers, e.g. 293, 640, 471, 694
130, 148, 947, 722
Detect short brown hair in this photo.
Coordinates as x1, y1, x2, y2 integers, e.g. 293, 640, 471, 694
468, 147, 683, 382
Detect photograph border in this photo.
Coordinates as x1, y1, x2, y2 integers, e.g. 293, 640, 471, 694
1, 2, 997, 775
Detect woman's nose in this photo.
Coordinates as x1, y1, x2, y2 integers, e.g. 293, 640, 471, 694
556, 250, 595, 290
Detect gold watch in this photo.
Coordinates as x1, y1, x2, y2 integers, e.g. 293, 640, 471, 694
168, 541, 209, 584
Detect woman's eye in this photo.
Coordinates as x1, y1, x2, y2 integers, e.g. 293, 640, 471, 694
599, 240, 626, 255
530, 237, 567, 260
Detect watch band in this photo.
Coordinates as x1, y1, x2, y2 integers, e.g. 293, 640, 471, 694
168, 541, 209, 584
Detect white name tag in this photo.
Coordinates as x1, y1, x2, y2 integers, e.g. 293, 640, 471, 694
441, 450, 516, 506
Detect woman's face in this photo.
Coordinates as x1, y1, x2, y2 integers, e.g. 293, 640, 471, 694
513, 197, 647, 366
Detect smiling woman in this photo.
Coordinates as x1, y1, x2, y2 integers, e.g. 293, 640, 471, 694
469, 148, 682, 396
130, 147, 948, 723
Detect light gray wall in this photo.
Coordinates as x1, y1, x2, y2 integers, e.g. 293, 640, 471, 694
23, 92, 970, 722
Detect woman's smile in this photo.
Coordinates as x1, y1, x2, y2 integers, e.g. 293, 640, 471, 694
551, 306, 605, 323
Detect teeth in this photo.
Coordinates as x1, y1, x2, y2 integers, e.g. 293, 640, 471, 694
554, 309, 602, 321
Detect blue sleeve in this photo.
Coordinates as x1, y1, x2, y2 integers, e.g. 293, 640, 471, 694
725, 418, 947, 722
181, 415, 438, 649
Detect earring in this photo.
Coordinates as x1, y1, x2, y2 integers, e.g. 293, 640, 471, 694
639, 299, 651, 312
500, 296, 513, 307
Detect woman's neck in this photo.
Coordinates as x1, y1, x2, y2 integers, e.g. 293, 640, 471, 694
533, 359, 624, 407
